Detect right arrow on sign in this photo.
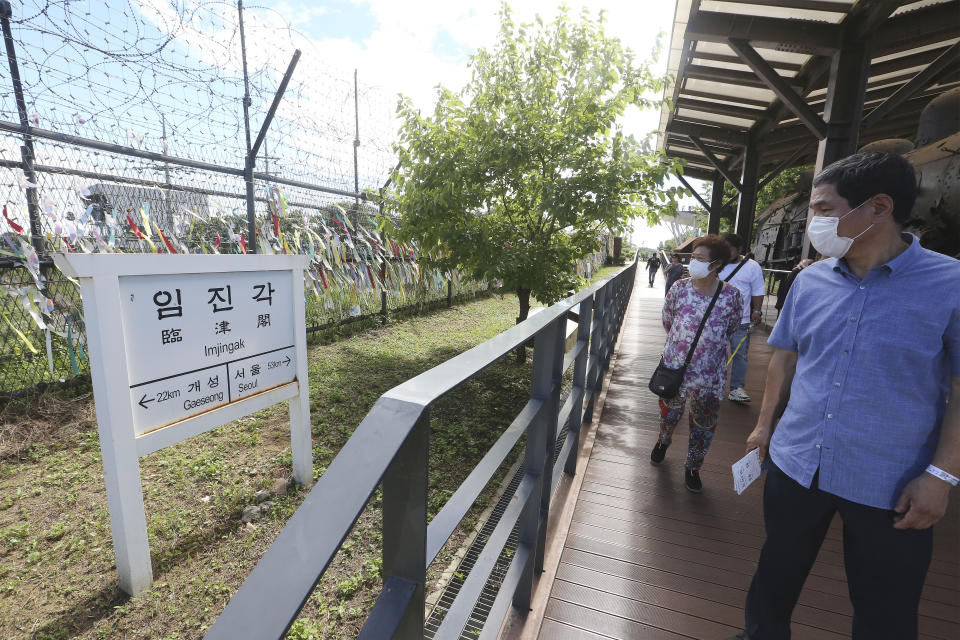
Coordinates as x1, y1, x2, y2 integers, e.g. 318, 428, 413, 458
284, 355, 291, 366
138, 394, 155, 410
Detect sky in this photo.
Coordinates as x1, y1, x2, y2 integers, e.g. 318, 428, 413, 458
274, 0, 699, 249
3, 0, 701, 247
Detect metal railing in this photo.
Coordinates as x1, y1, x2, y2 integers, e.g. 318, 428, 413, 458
204, 254, 639, 639
760, 267, 793, 326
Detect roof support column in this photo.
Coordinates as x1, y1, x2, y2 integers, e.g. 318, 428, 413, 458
708, 176, 724, 235
815, 41, 872, 172
805, 40, 872, 256
735, 135, 761, 246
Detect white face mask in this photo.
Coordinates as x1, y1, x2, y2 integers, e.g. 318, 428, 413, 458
688, 258, 715, 279
808, 200, 874, 258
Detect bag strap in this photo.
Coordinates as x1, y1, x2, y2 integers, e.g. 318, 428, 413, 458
724, 258, 748, 282
682, 282, 723, 368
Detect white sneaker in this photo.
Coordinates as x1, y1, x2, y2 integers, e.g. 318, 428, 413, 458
728, 388, 751, 403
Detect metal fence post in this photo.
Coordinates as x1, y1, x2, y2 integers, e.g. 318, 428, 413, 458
382, 408, 429, 639
513, 318, 560, 610
536, 315, 565, 572
582, 285, 607, 421
237, 0, 257, 253
564, 294, 594, 475
601, 276, 617, 370
1, 1, 44, 255
353, 68, 361, 204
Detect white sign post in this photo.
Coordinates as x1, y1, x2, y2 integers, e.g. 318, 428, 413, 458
54, 253, 313, 596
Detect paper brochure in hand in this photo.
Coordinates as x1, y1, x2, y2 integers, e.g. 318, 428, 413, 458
732, 448, 763, 495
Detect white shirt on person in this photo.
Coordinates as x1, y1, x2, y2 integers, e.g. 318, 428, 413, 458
719, 258, 765, 325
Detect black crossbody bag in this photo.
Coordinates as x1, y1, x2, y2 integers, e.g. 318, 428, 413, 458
648, 283, 723, 399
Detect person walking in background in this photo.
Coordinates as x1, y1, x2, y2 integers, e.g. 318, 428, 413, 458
646, 253, 661, 287
731, 152, 960, 640
774, 258, 814, 314
650, 236, 742, 493
664, 253, 684, 294
719, 234, 765, 403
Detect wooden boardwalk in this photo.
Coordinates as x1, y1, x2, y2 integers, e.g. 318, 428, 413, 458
504, 271, 960, 640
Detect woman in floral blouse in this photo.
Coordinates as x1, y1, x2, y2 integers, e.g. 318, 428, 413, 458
650, 235, 743, 492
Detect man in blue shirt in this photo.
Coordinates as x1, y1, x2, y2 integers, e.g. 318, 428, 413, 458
732, 152, 960, 640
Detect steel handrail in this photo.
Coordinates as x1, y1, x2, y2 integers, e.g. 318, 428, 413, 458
205, 252, 639, 640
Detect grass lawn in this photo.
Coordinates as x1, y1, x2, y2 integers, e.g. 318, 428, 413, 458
0, 292, 537, 640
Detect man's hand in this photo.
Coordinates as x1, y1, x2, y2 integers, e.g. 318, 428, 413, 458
750, 309, 763, 324
746, 423, 772, 462
893, 473, 952, 530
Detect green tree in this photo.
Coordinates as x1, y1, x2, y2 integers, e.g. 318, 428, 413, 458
385, 4, 683, 329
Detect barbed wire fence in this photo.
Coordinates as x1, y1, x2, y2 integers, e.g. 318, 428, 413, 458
0, 0, 508, 396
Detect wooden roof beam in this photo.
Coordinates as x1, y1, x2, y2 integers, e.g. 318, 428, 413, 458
861, 41, 960, 129
678, 87, 771, 109
714, 0, 851, 13
869, 45, 958, 80
676, 165, 717, 182
690, 50, 803, 73
665, 135, 739, 157
874, 0, 960, 57
676, 97, 767, 121
686, 11, 843, 55
665, 148, 724, 169
728, 38, 827, 139
683, 64, 805, 90
666, 120, 748, 148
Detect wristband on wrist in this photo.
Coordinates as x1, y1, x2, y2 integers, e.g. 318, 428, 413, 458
925, 464, 959, 487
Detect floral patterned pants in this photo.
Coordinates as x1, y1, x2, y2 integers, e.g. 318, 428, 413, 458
657, 390, 721, 471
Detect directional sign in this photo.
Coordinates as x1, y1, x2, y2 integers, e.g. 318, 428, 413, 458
53, 253, 312, 597
118, 271, 296, 435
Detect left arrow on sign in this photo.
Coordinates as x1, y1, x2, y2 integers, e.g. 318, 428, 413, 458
138, 394, 155, 410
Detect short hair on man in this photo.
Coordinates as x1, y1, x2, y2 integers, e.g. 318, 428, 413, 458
812, 151, 917, 224
724, 233, 745, 251
692, 234, 733, 266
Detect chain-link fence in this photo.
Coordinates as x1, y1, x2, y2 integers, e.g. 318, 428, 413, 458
0, 0, 494, 395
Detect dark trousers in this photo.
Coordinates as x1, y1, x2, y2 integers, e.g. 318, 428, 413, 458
648, 269, 656, 285
745, 460, 933, 640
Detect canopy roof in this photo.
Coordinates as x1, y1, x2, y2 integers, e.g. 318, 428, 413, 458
659, 0, 960, 181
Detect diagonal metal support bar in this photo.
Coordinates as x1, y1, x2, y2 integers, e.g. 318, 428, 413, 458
675, 172, 715, 216
250, 50, 301, 160
861, 41, 960, 129
688, 136, 742, 191
728, 38, 827, 140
